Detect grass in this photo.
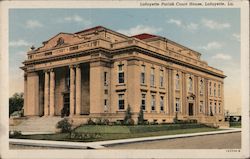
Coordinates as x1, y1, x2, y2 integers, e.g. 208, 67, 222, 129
11, 124, 221, 142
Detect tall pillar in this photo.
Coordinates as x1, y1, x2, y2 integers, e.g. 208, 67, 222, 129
49, 69, 55, 116
23, 73, 27, 115
70, 65, 75, 116
26, 72, 39, 116
44, 71, 49, 116
75, 65, 81, 115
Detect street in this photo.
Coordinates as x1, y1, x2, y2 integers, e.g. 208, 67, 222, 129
107, 132, 241, 149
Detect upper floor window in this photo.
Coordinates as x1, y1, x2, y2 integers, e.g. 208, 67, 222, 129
175, 98, 180, 112
118, 94, 125, 110
188, 77, 193, 92
200, 80, 204, 95
151, 95, 156, 111
214, 83, 216, 96
160, 96, 164, 111
141, 65, 146, 84
209, 82, 212, 96
150, 68, 155, 87
141, 94, 146, 111
175, 74, 180, 90
104, 72, 108, 86
218, 84, 221, 97
160, 70, 164, 87
118, 65, 124, 83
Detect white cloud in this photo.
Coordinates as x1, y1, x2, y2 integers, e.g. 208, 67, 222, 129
25, 20, 43, 29
62, 15, 91, 26
212, 53, 232, 60
199, 41, 222, 50
232, 33, 240, 42
117, 25, 162, 36
167, 18, 198, 31
9, 40, 31, 47
168, 18, 182, 27
201, 18, 230, 30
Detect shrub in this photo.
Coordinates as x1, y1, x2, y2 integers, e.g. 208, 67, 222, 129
114, 120, 122, 125
70, 132, 101, 140
123, 105, 132, 125
56, 118, 72, 133
87, 118, 95, 125
95, 118, 102, 125
9, 131, 22, 138
125, 118, 135, 125
103, 119, 110, 125
137, 107, 144, 125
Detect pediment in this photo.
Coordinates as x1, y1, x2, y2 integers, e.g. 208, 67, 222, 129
36, 33, 81, 51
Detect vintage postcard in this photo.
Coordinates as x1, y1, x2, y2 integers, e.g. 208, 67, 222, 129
0, 0, 249, 158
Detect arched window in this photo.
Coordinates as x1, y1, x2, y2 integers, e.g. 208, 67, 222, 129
188, 77, 193, 92
175, 74, 180, 90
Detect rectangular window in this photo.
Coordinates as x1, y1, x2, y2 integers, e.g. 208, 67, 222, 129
214, 83, 216, 96
218, 103, 221, 113
176, 98, 180, 112
141, 65, 146, 84
200, 80, 204, 95
209, 82, 212, 96
104, 89, 108, 94
150, 68, 155, 87
104, 72, 108, 85
160, 96, 164, 111
141, 94, 146, 110
218, 84, 221, 97
104, 99, 108, 112
118, 65, 124, 83
199, 101, 204, 113
214, 102, 217, 114
151, 95, 155, 111
118, 94, 124, 110
160, 70, 164, 87
210, 102, 213, 115
175, 74, 180, 90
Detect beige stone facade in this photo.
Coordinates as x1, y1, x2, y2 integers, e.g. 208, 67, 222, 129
21, 26, 226, 124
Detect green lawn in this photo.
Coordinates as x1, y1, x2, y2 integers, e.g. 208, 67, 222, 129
11, 124, 222, 142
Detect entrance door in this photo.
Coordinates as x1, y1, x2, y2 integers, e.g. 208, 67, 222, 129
62, 93, 70, 117
188, 103, 194, 116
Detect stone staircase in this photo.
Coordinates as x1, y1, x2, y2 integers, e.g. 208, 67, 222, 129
10, 116, 62, 134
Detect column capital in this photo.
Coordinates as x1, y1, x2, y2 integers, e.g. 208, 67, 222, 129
69, 65, 75, 69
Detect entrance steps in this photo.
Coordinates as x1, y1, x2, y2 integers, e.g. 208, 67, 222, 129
10, 116, 62, 134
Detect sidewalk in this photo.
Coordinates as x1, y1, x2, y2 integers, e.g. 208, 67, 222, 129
9, 128, 241, 149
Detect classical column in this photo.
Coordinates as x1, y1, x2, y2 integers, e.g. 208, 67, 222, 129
75, 64, 81, 115
44, 71, 49, 116
23, 73, 27, 116
70, 65, 75, 116
49, 69, 55, 116
26, 72, 39, 116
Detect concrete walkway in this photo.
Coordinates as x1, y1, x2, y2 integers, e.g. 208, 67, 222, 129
9, 128, 241, 149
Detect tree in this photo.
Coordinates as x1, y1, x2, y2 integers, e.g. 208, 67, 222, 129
123, 105, 134, 125
9, 93, 24, 117
137, 106, 144, 125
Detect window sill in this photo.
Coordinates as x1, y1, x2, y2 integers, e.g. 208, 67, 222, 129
159, 87, 165, 89
150, 110, 157, 113
140, 84, 147, 87
150, 86, 157, 88
116, 83, 126, 87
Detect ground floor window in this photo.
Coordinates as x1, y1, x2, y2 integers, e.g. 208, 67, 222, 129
175, 98, 180, 112
210, 102, 213, 116
218, 103, 221, 114
118, 94, 124, 110
199, 101, 204, 113
104, 99, 108, 112
141, 94, 146, 110
151, 95, 156, 111
160, 96, 164, 111
214, 102, 217, 114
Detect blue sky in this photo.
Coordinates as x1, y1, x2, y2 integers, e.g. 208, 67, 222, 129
9, 8, 241, 113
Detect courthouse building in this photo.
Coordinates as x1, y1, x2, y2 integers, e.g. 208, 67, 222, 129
21, 26, 226, 124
